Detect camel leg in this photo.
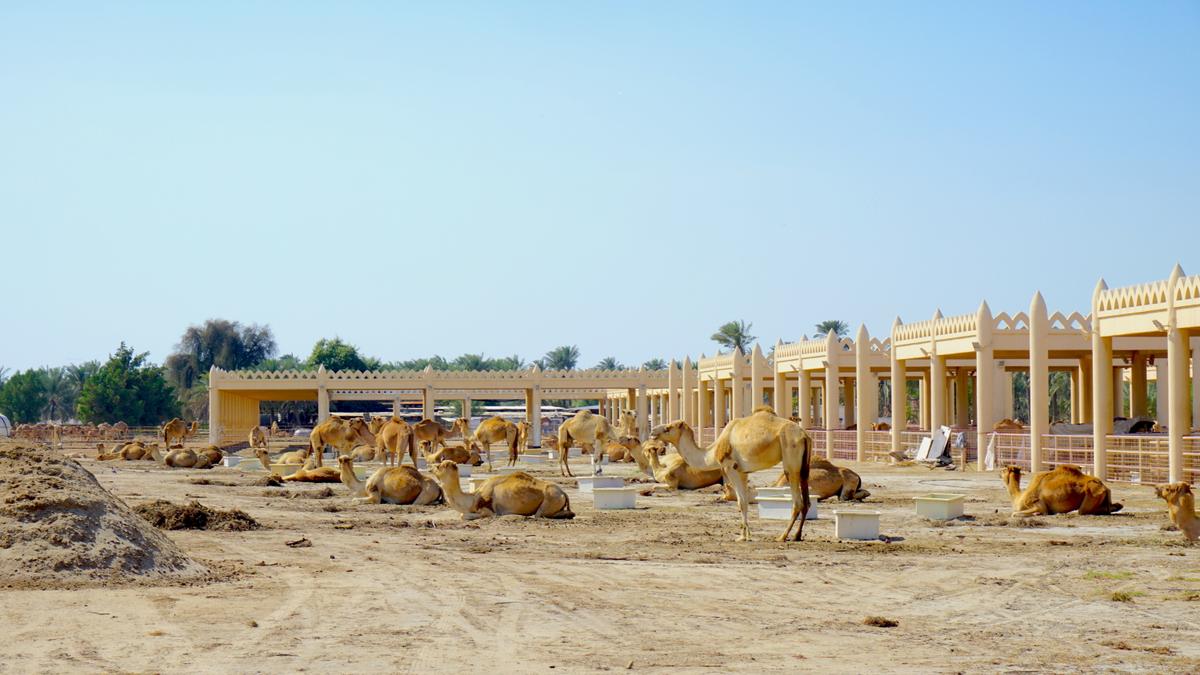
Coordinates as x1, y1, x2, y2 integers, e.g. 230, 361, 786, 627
725, 469, 753, 542
560, 440, 574, 478
1012, 503, 1046, 518
462, 507, 494, 521
777, 465, 810, 543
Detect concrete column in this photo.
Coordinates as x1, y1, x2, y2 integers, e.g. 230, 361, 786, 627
890, 318, 906, 457
954, 367, 969, 428
530, 387, 542, 447
750, 345, 766, 412
773, 370, 789, 417
1112, 367, 1125, 418
1029, 291, 1049, 472
824, 361, 838, 459
1131, 352, 1148, 417
317, 387, 330, 423
667, 360, 680, 423
730, 348, 745, 419
1069, 367, 1081, 424
1192, 346, 1200, 433
798, 370, 812, 428
855, 325, 870, 461
1091, 280, 1113, 478
930, 358, 946, 431
636, 385, 649, 438
462, 397, 471, 423
697, 379, 710, 432
713, 379, 726, 430
1168, 334, 1189, 482
975, 301, 994, 470
1002, 370, 1015, 419
423, 387, 434, 421
920, 373, 930, 430
1080, 355, 1093, 424
681, 357, 695, 427
208, 383, 221, 445
1155, 360, 1169, 428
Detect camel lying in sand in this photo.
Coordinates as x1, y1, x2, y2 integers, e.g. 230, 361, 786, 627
1154, 483, 1198, 541
1001, 465, 1122, 517
282, 455, 341, 483
430, 460, 574, 520
149, 445, 216, 469
426, 443, 483, 466
771, 457, 870, 501
605, 436, 641, 463
994, 418, 1025, 431
337, 456, 442, 505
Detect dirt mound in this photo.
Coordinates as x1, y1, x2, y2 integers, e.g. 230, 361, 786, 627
135, 500, 260, 531
0, 444, 207, 587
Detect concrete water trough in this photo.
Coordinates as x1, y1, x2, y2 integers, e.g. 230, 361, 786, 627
756, 496, 818, 521
576, 476, 625, 493
833, 510, 881, 540
914, 493, 965, 520
518, 454, 546, 464
222, 455, 241, 468
593, 486, 641, 510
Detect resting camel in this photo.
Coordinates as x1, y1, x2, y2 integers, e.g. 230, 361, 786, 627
557, 410, 619, 478
270, 421, 281, 437
151, 445, 215, 469
161, 418, 196, 448
426, 443, 483, 466
605, 436, 641, 463
994, 418, 1025, 432
412, 418, 470, 458
95, 442, 125, 461
650, 406, 813, 542
282, 454, 342, 483
249, 426, 269, 451
1154, 483, 1198, 541
1001, 465, 1123, 517
345, 444, 383, 462
771, 457, 870, 502
337, 456, 442, 505
642, 443, 725, 491
373, 416, 416, 467
308, 417, 373, 467
471, 416, 519, 470
430, 460, 574, 520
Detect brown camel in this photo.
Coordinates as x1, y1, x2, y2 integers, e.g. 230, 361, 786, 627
152, 445, 215, 469
426, 443, 483, 466
772, 457, 870, 502
1154, 483, 1198, 541
556, 410, 619, 478
642, 444, 725, 491
516, 421, 532, 453
1001, 465, 1123, 517
373, 416, 417, 467
993, 418, 1025, 432
337, 456, 442, 505
161, 418, 193, 448
270, 420, 281, 437
605, 436, 641, 463
471, 416, 519, 470
248, 426, 269, 451
282, 454, 341, 483
308, 417, 373, 467
430, 460, 574, 520
413, 418, 470, 458
650, 407, 812, 542
618, 410, 638, 439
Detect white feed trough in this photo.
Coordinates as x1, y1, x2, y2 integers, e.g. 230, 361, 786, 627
914, 493, 965, 520
518, 454, 545, 464
456, 463, 471, 477
756, 496, 818, 521
833, 510, 881, 540
222, 455, 241, 468
593, 486, 641, 510
576, 476, 625, 493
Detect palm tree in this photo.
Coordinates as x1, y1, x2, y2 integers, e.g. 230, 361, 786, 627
40, 367, 79, 422
813, 320, 849, 338
0, 365, 9, 387
710, 320, 756, 353
452, 353, 488, 371
595, 356, 623, 371
642, 358, 667, 370
541, 345, 580, 371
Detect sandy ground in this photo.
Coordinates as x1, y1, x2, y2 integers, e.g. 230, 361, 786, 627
1, 450, 1198, 674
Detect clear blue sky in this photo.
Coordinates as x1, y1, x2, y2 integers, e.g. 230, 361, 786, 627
2, 2, 1197, 372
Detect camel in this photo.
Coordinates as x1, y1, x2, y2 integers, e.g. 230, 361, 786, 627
618, 410, 638, 439
642, 443, 725, 491
557, 410, 619, 477
270, 420, 281, 437
471, 416, 519, 470
1001, 465, 1123, 517
430, 460, 574, 520
413, 418, 470, 458
426, 443, 483, 466
516, 421, 532, 453
95, 443, 123, 461
346, 444, 383, 462
373, 416, 417, 467
161, 418, 195, 448
254, 448, 273, 471
605, 436, 641, 463
1153, 483, 1198, 541
771, 457, 870, 502
650, 406, 812, 542
994, 418, 1025, 432
249, 426, 269, 451
198, 445, 223, 466
308, 417, 373, 467
337, 456, 442, 505
152, 445, 215, 469
281, 454, 342, 483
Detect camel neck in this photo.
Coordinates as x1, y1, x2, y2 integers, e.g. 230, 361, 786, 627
439, 473, 476, 513
339, 462, 364, 495
673, 425, 717, 469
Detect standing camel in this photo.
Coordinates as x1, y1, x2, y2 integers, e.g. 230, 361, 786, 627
308, 417, 373, 467
412, 418, 470, 458
556, 410, 618, 478
374, 416, 417, 467
650, 406, 812, 542
471, 416, 519, 471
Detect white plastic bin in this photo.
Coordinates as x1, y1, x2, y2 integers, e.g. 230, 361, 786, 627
914, 493, 965, 520
833, 510, 880, 540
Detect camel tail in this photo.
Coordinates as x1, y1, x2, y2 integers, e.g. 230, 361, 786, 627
559, 491, 576, 519
799, 433, 811, 483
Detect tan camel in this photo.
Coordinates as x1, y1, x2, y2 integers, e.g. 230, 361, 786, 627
151, 445, 215, 469
556, 410, 619, 477
994, 418, 1025, 431
426, 443, 483, 466
248, 426, 269, 451
642, 444, 725, 491
95, 442, 129, 461
270, 420, 281, 437
430, 460, 574, 520
161, 418, 193, 448
516, 421, 532, 453
1153, 483, 1198, 541
413, 418, 470, 457
114, 441, 149, 461
282, 454, 342, 483
472, 416, 519, 470
276, 446, 312, 465
771, 457, 870, 502
337, 456, 442, 505
605, 436, 641, 463
345, 444, 383, 462
309, 417, 373, 467
650, 407, 813, 542
618, 410, 638, 439
198, 445, 223, 466
1001, 465, 1123, 517
373, 416, 417, 467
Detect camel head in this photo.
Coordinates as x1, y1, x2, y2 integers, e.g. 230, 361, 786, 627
347, 418, 373, 443
430, 459, 459, 485
369, 417, 386, 434
452, 418, 471, 436
337, 455, 354, 470
1000, 466, 1022, 489
649, 420, 688, 445
1155, 482, 1193, 505
641, 439, 667, 457
618, 435, 640, 450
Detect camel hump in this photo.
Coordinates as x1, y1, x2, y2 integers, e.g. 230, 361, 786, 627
752, 405, 775, 415
1056, 464, 1085, 476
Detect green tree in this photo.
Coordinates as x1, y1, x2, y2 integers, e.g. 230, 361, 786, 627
39, 367, 80, 422
595, 356, 623, 371
0, 366, 9, 387
308, 338, 374, 371
541, 345, 580, 371
0, 370, 48, 424
711, 320, 756, 353
813, 320, 849, 338
165, 319, 277, 389
254, 353, 305, 372
76, 344, 180, 425
642, 358, 667, 370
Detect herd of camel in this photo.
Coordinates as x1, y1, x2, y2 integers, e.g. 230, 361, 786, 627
80, 407, 1198, 543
